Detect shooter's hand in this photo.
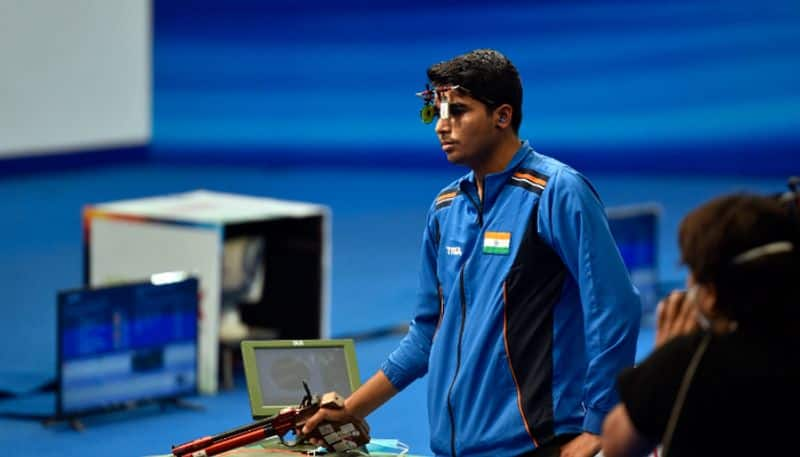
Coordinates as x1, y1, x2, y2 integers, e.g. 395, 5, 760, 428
655, 290, 699, 348
559, 431, 601, 457
300, 392, 370, 449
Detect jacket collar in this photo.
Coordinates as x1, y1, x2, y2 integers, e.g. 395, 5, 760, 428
458, 140, 534, 208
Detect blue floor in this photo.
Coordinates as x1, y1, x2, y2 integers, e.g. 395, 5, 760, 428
0, 160, 789, 456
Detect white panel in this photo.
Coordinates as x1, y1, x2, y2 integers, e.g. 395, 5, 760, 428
89, 217, 221, 394
0, 0, 151, 158
95, 189, 327, 224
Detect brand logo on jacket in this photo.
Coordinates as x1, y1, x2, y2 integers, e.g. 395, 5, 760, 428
483, 231, 511, 255
446, 246, 462, 256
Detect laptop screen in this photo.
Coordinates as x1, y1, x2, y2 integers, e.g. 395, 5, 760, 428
241, 339, 360, 418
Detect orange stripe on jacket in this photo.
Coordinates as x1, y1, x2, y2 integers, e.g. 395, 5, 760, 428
436, 191, 458, 203
502, 281, 539, 447
512, 173, 547, 187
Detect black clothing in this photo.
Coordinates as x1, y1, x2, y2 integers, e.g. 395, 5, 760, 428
515, 434, 580, 457
617, 327, 800, 456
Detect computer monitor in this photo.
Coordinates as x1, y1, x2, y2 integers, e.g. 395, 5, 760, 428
606, 203, 661, 318
57, 275, 199, 418
241, 339, 360, 419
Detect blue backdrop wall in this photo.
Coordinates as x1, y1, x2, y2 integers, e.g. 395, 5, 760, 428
152, 0, 800, 175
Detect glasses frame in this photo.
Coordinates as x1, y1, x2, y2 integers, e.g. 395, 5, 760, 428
415, 84, 496, 124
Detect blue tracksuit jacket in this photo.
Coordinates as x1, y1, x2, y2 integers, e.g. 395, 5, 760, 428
381, 141, 641, 456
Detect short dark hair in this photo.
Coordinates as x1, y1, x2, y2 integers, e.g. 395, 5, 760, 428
427, 49, 523, 134
678, 193, 800, 324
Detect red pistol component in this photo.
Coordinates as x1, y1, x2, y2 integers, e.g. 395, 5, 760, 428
170, 382, 370, 457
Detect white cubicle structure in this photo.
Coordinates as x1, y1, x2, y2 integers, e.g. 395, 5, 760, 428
83, 190, 330, 394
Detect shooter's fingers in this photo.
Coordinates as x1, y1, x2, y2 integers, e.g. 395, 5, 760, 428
676, 294, 699, 334
301, 407, 350, 435
308, 437, 323, 447
656, 290, 686, 347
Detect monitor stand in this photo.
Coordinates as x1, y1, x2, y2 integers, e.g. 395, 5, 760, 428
38, 397, 205, 432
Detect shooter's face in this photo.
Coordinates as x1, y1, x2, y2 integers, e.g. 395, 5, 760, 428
434, 91, 498, 168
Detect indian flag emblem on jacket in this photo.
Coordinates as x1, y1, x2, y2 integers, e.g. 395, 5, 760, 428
483, 231, 511, 255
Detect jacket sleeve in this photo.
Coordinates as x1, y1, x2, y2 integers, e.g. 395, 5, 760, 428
380, 205, 441, 391
538, 168, 641, 434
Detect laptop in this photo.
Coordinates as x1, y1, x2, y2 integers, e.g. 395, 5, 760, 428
240, 339, 361, 419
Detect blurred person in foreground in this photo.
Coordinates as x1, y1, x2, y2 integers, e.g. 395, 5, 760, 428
302, 48, 641, 457
601, 192, 800, 457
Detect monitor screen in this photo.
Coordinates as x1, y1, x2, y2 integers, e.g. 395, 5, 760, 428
57, 276, 198, 417
607, 204, 661, 317
241, 340, 360, 419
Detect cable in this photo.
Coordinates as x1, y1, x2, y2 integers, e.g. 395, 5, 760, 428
660, 332, 711, 457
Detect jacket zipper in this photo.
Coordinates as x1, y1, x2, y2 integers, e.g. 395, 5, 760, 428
446, 266, 468, 457
463, 190, 484, 227
446, 182, 482, 455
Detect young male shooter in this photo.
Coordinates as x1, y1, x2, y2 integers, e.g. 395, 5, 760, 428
303, 49, 641, 457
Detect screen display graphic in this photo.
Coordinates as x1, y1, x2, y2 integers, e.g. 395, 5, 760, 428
57, 277, 198, 416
